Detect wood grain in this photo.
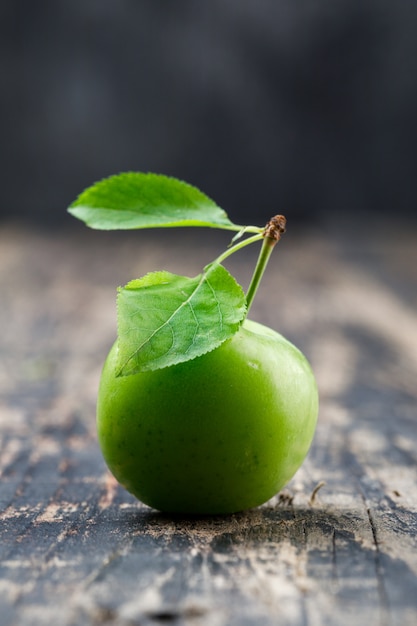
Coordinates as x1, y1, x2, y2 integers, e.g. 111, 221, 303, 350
1, 218, 416, 625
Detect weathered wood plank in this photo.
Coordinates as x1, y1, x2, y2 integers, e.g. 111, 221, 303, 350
0, 218, 416, 625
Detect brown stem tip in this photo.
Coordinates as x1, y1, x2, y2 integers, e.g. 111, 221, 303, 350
263, 215, 287, 242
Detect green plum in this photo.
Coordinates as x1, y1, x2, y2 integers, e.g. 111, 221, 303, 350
68, 172, 319, 515
97, 318, 318, 514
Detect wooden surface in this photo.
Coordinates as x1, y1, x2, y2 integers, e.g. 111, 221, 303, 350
1, 217, 417, 626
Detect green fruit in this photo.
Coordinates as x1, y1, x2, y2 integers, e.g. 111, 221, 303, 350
97, 319, 318, 515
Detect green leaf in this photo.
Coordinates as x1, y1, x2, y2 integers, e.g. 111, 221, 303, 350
115, 264, 246, 375
68, 172, 240, 231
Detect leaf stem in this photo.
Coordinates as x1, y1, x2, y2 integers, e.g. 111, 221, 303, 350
245, 215, 286, 315
211, 232, 264, 267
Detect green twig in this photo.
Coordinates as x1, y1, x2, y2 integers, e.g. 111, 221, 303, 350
245, 215, 287, 315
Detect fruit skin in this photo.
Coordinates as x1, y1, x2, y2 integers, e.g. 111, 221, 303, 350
97, 319, 319, 515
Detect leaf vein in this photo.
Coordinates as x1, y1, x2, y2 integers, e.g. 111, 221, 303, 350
122, 270, 210, 367
204, 273, 224, 332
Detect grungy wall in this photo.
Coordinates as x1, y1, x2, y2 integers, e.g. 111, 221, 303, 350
2, 1, 417, 226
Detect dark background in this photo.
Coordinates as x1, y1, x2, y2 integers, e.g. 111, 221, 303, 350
1, 0, 417, 228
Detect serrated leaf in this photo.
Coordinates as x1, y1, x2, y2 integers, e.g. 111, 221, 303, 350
116, 264, 246, 375
68, 172, 240, 231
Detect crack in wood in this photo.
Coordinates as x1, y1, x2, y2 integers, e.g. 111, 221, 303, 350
331, 527, 339, 592
366, 507, 391, 626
